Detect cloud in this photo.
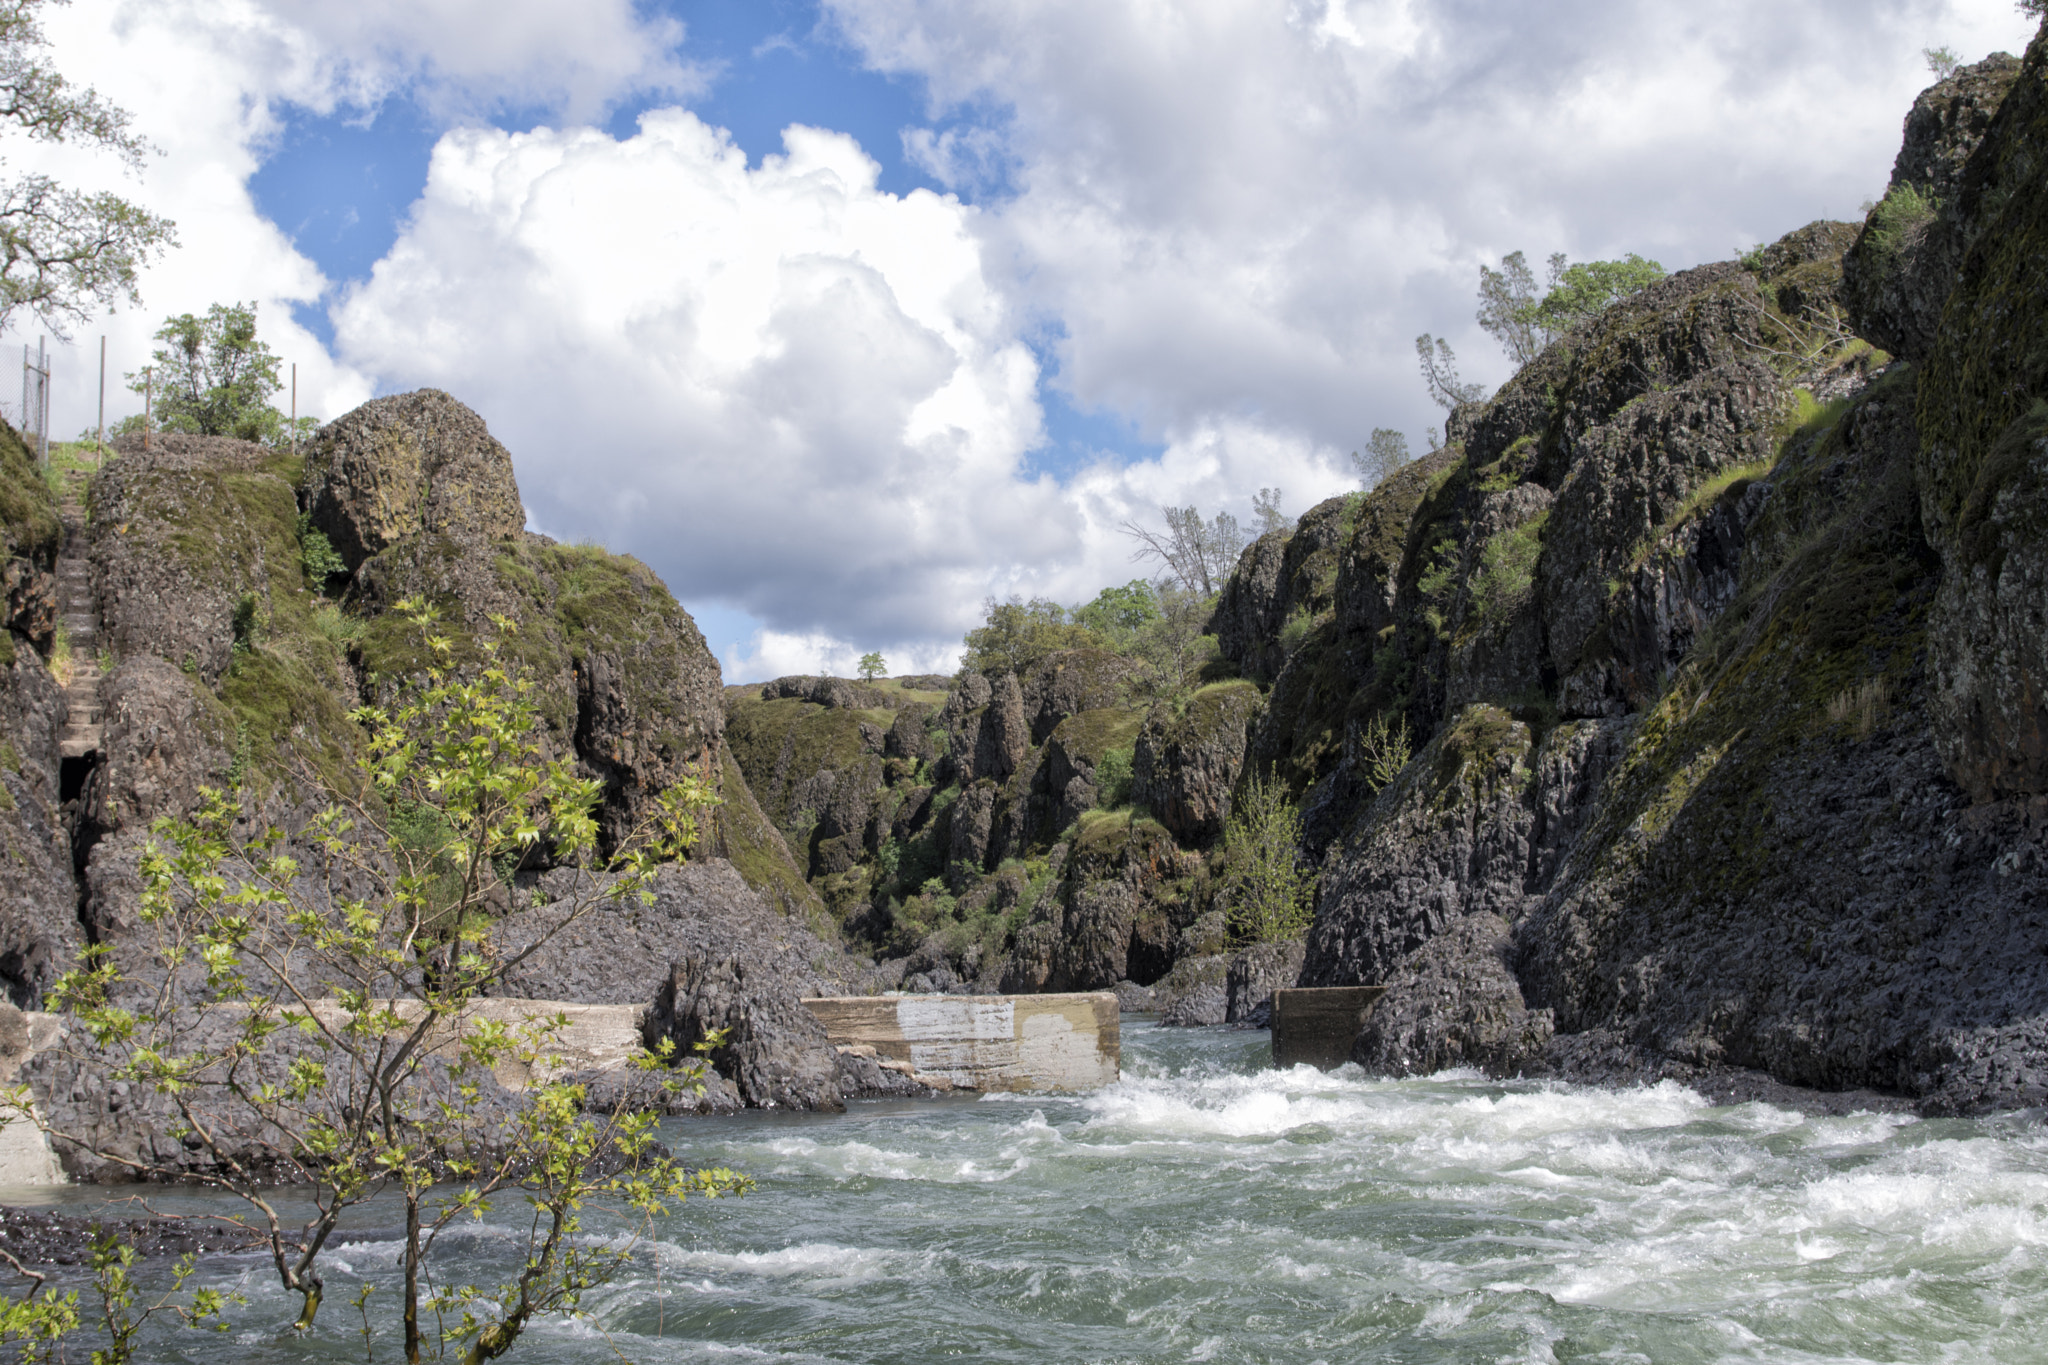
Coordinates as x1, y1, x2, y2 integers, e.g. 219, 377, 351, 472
827, 0, 2041, 444
329, 113, 1352, 670
0, 0, 703, 436
17, 0, 2037, 678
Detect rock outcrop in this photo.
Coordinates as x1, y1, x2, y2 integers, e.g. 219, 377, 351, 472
1255, 36, 2048, 1112
494, 860, 866, 1110
301, 388, 526, 572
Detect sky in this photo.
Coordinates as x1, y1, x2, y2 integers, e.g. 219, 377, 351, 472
7, 0, 2040, 681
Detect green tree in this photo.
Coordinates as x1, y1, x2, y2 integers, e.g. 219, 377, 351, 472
1354, 427, 1410, 488
1120, 580, 1220, 706
1071, 579, 1160, 648
127, 301, 302, 442
46, 601, 746, 1360
1221, 774, 1313, 943
857, 650, 886, 680
1531, 255, 1665, 334
1924, 45, 1961, 78
962, 595, 1100, 674
0, 0, 177, 337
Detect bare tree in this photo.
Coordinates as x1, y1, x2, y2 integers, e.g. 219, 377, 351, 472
1120, 505, 1246, 597
1415, 333, 1486, 410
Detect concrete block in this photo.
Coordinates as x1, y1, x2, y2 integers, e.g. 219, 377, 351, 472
803, 993, 1119, 1092
1271, 987, 1387, 1070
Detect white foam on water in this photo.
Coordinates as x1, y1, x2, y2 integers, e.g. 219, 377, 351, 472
649, 1240, 915, 1286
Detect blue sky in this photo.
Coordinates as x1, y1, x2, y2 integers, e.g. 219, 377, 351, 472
21, 0, 2042, 679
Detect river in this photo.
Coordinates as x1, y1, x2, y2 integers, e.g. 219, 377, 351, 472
16, 1023, 2048, 1362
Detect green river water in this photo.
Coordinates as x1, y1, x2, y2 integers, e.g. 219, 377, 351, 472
15, 1023, 2048, 1363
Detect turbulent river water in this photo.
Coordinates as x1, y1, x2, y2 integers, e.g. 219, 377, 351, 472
19, 1023, 2048, 1363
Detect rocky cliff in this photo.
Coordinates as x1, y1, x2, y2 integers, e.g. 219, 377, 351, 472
0, 391, 889, 1170
1267, 39, 2048, 1114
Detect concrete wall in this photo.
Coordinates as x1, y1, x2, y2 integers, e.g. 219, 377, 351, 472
0, 1009, 64, 1186
0, 999, 653, 1188
1271, 987, 1386, 1070
803, 993, 1120, 1092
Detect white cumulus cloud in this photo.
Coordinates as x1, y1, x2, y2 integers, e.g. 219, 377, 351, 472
331, 113, 1348, 671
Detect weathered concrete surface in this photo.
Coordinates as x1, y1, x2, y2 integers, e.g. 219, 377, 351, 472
803, 993, 1119, 1092
1271, 987, 1387, 1070
0, 998, 663, 1187
0, 1009, 65, 1186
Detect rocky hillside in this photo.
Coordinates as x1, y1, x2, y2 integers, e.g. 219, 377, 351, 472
716, 34, 2048, 1113
0, 390, 927, 1159
1279, 40, 2048, 1114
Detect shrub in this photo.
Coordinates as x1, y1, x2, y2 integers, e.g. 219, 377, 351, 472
1095, 746, 1135, 808
1221, 774, 1313, 944
1864, 184, 1936, 263
1357, 713, 1412, 793
1470, 515, 1546, 632
45, 600, 745, 1357
297, 512, 346, 592
1825, 678, 1890, 739
1278, 605, 1315, 656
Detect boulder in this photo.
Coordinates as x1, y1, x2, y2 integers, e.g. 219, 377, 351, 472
492, 858, 862, 1111
1842, 53, 2023, 365
0, 651, 76, 1006
1911, 34, 2048, 802
973, 671, 1031, 782
1131, 680, 1262, 846
1155, 954, 1228, 1026
1224, 939, 1304, 1026
89, 436, 303, 688
1302, 707, 1627, 988
301, 389, 525, 573
1018, 649, 1132, 742
1351, 915, 1553, 1077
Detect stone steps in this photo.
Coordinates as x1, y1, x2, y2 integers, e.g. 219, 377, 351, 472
53, 501, 102, 761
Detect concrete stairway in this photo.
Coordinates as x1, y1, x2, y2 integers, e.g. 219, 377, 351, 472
54, 503, 101, 761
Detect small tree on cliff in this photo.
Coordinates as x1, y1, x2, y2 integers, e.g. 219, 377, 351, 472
858, 650, 886, 680
1221, 775, 1313, 943
45, 602, 747, 1362
126, 300, 312, 444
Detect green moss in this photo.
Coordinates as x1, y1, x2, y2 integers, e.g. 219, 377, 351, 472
0, 422, 59, 568
1955, 400, 2048, 576
716, 744, 824, 917
1049, 706, 1143, 762
1430, 704, 1524, 801
1917, 28, 2048, 536
217, 644, 359, 793
723, 694, 883, 858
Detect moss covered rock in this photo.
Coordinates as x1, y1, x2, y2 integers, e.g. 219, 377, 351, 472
1842, 53, 2022, 365
1914, 28, 2048, 800
1132, 679, 1263, 847
301, 389, 525, 573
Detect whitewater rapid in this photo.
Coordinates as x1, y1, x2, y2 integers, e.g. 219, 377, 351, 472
34, 1025, 2048, 1362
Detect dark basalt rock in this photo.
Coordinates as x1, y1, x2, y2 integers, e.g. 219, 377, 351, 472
493, 859, 867, 1112
1351, 914, 1552, 1078
301, 388, 526, 574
